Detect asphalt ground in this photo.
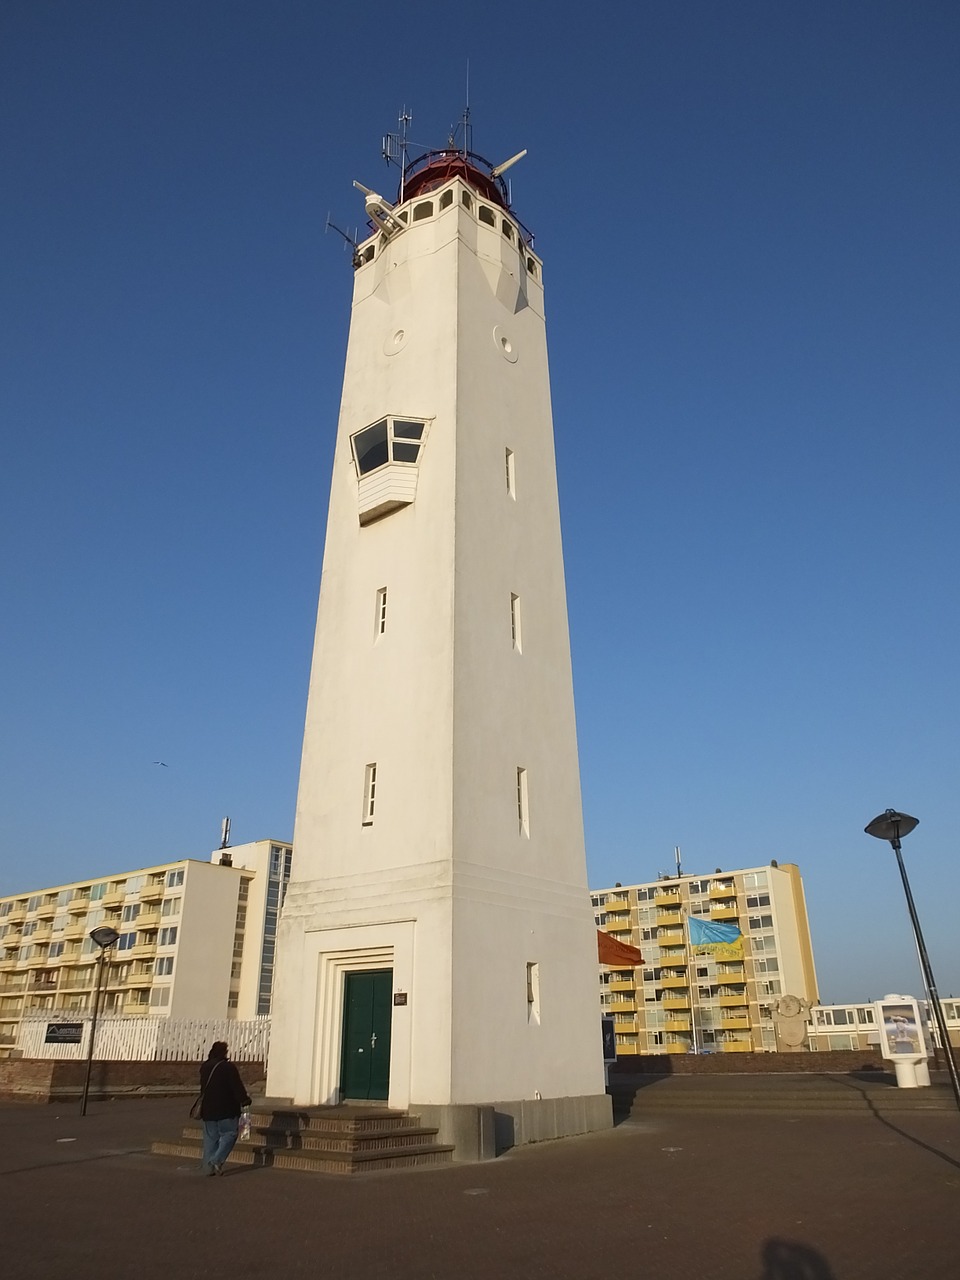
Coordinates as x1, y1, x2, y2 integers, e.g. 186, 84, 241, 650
1, 1093, 957, 1280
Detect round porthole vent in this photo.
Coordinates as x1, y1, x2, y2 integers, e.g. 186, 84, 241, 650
493, 325, 518, 363
383, 327, 409, 356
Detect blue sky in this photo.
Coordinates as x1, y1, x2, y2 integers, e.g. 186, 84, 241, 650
2, 2, 958, 1002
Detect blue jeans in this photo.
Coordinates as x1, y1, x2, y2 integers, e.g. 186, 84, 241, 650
201, 1117, 239, 1170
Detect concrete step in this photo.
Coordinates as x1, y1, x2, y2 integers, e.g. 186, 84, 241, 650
610, 1082, 955, 1114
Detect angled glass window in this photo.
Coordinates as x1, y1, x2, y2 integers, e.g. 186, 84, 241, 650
351, 417, 427, 476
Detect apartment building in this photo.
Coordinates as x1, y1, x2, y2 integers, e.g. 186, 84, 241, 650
808, 999, 960, 1052
592, 861, 818, 1055
0, 839, 291, 1050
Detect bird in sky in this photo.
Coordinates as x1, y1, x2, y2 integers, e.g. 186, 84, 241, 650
153, 761, 169, 767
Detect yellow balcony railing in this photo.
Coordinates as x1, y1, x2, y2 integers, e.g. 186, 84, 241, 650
663, 1019, 691, 1033
710, 907, 738, 921
139, 884, 164, 903
654, 890, 681, 905
102, 891, 126, 909
658, 930, 685, 944
657, 912, 682, 928
662, 996, 690, 1011
608, 1000, 636, 1014
720, 1017, 751, 1030
709, 883, 737, 899
661, 976, 688, 989
719, 994, 748, 1007
609, 980, 636, 993
67, 897, 90, 915
720, 1039, 753, 1052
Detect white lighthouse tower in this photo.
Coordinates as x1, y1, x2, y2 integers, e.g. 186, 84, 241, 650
266, 126, 610, 1153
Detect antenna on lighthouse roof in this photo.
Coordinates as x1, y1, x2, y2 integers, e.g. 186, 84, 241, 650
382, 107, 413, 202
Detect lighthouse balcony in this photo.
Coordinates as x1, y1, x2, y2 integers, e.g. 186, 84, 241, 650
351, 416, 430, 525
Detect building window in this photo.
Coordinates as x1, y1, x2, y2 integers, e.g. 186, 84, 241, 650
413, 200, 433, 221
748, 914, 773, 931
351, 417, 426, 476
161, 897, 180, 917
502, 220, 514, 242
478, 205, 496, 227
439, 188, 453, 210
362, 763, 377, 826
510, 593, 522, 652
376, 587, 388, 638
517, 767, 529, 837
149, 987, 171, 1007
155, 956, 174, 976
746, 894, 770, 909
166, 869, 184, 888
526, 961, 540, 1024
121, 904, 140, 923
461, 190, 473, 210
117, 932, 137, 951
505, 448, 516, 498
159, 927, 178, 947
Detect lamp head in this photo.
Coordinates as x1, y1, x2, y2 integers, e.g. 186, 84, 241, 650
864, 810, 919, 843
89, 925, 120, 949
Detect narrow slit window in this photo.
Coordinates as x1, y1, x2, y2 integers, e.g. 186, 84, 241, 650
439, 189, 453, 209
461, 190, 473, 210
526, 961, 541, 1024
517, 767, 529, 838
375, 587, 388, 638
362, 763, 377, 826
505, 448, 516, 498
510, 593, 522, 652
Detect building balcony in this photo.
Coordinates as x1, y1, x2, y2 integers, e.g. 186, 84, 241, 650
720, 1016, 751, 1030
718, 993, 748, 1006
663, 1041, 691, 1054
63, 923, 86, 942
662, 997, 691, 1011
139, 884, 164, 903
31, 925, 52, 942
613, 1020, 636, 1035
102, 891, 126, 909
34, 903, 57, 920
0, 958, 17, 972
663, 1018, 691, 1033
67, 896, 90, 914
609, 980, 636, 993
709, 883, 737, 899
720, 1039, 753, 1052
615, 1043, 639, 1055
717, 966, 746, 979
137, 911, 161, 929
126, 943, 157, 961
654, 890, 681, 905
121, 1001, 151, 1017
608, 998, 637, 1013
661, 976, 688, 989
658, 930, 685, 944
23, 955, 49, 969
710, 906, 739, 921
656, 912, 683, 928
4, 908, 26, 925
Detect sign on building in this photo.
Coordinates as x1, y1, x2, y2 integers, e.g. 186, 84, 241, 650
44, 1023, 84, 1045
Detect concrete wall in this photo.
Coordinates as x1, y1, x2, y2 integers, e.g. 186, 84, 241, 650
0, 1058, 266, 1103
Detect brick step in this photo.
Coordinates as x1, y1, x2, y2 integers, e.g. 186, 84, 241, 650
178, 1121, 442, 1154
153, 1137, 454, 1175
153, 1103, 455, 1175
249, 1107, 416, 1134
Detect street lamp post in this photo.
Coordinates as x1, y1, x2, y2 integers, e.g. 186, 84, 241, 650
864, 809, 960, 1114
79, 925, 120, 1117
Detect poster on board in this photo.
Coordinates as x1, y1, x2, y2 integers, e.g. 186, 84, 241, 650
876, 998, 926, 1059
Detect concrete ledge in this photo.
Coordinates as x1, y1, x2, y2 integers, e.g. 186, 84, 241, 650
414, 1094, 611, 1161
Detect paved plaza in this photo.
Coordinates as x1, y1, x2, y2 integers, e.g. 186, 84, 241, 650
1, 1089, 957, 1279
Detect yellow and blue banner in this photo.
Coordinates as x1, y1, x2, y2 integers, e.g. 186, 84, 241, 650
687, 915, 743, 960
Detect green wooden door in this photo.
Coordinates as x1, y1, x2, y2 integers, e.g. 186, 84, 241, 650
339, 969, 393, 1100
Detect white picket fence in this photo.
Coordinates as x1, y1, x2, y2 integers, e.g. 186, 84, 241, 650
15, 1013, 270, 1062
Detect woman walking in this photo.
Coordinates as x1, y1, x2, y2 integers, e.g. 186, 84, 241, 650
198, 1041, 252, 1176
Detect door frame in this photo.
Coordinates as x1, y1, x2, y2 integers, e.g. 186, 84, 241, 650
308, 921, 414, 1108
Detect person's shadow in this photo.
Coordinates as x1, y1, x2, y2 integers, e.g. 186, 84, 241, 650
760, 1238, 837, 1280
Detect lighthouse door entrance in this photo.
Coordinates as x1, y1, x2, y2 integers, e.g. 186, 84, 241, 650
339, 969, 392, 1100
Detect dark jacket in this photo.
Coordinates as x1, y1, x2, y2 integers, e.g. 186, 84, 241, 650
198, 1058, 251, 1121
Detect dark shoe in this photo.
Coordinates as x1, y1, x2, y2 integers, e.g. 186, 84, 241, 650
213, 1163, 224, 1176
204, 1165, 217, 1177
